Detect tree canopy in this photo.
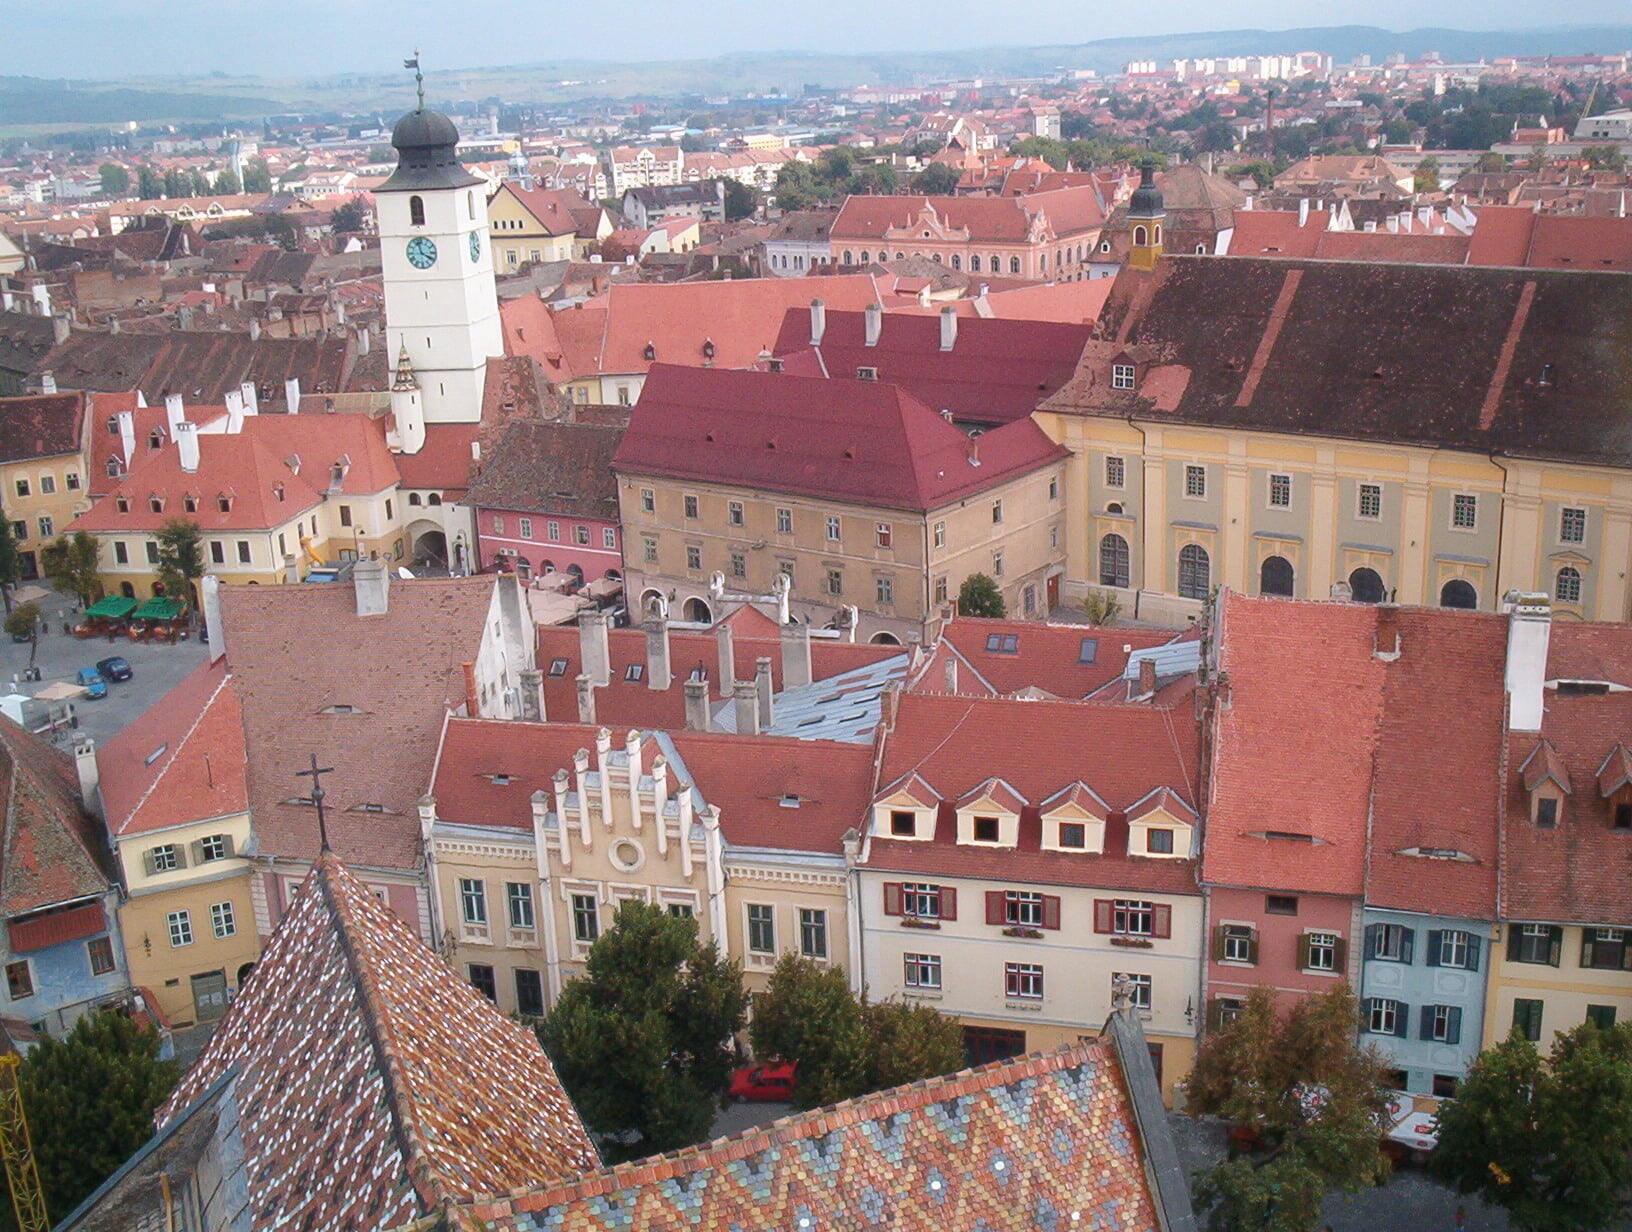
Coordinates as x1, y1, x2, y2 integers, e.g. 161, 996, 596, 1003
957, 573, 1006, 619
41, 532, 102, 609
154, 519, 205, 607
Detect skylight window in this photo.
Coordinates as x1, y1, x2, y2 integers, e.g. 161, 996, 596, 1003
1079, 638, 1099, 664
548, 659, 569, 677
985, 634, 1019, 654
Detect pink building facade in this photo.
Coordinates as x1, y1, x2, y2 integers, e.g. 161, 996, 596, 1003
476, 507, 622, 585
1203, 885, 1358, 1023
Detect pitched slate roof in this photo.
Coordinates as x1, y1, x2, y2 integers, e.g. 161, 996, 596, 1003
0, 721, 112, 918
0, 391, 87, 463
1046, 256, 1632, 470
220, 576, 498, 869
464, 419, 622, 519
447, 1036, 1169, 1232
158, 852, 598, 1232
769, 308, 1091, 427
615, 365, 1067, 514
41, 330, 350, 405
911, 618, 1191, 700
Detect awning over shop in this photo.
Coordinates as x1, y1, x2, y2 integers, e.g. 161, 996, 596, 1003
1385, 1092, 1441, 1151
8, 901, 106, 954
84, 596, 137, 618
134, 597, 184, 620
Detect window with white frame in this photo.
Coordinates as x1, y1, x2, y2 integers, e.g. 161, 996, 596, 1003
1358, 483, 1382, 520
210, 901, 235, 938
826, 515, 841, 542
571, 893, 599, 943
729, 500, 744, 526
1438, 929, 1470, 968
1005, 962, 1043, 999
1105, 456, 1126, 489
876, 575, 894, 606
1556, 566, 1582, 605
150, 844, 180, 872
747, 904, 775, 954
799, 909, 828, 959
507, 883, 535, 930
1561, 506, 1586, 543
875, 522, 892, 548
904, 953, 942, 990
1114, 899, 1154, 936
640, 487, 654, 513
1222, 923, 1254, 963
518, 517, 532, 539
1115, 972, 1152, 1009
776, 507, 792, 534
1111, 363, 1136, 390
547, 520, 560, 541
1268, 473, 1291, 508
1184, 465, 1206, 499
1004, 891, 1043, 927
1451, 493, 1478, 530
167, 910, 193, 947
1306, 931, 1339, 971
459, 878, 487, 925
991, 499, 1004, 525
1367, 998, 1400, 1034
603, 527, 617, 549
198, 835, 229, 862
902, 883, 941, 918
933, 521, 945, 549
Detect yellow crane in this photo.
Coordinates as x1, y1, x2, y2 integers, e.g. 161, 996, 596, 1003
0, 1054, 47, 1232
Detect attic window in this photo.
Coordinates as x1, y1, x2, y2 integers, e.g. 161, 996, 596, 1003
487, 774, 513, 786
273, 483, 285, 502
701, 338, 716, 359
183, 495, 198, 513
350, 803, 389, 814
148, 497, 164, 514
1556, 680, 1610, 696
1078, 637, 1099, 664
1263, 830, 1316, 842
320, 704, 360, 715
856, 366, 878, 381
115, 496, 130, 513
643, 342, 656, 361
985, 633, 1019, 654
1111, 363, 1136, 391
105, 417, 118, 436
106, 459, 122, 478
147, 431, 163, 450
625, 663, 644, 682
217, 496, 231, 513
547, 658, 569, 677
779, 794, 801, 808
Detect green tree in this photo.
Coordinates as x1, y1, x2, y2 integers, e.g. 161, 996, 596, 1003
1475, 151, 1509, 172
329, 199, 367, 234
1583, 145, 1626, 172
213, 167, 242, 195
720, 178, 759, 221
1193, 121, 1238, 154
97, 163, 129, 196
537, 901, 746, 1159
161, 168, 186, 198
241, 157, 272, 193
863, 998, 966, 1091
135, 165, 163, 200
1011, 135, 1070, 169
1226, 161, 1278, 189
774, 160, 821, 211
750, 955, 869, 1108
264, 212, 298, 252
957, 573, 1005, 618
1413, 155, 1441, 193
911, 163, 960, 195
0, 513, 20, 613
41, 532, 101, 610
848, 163, 897, 196
1433, 1021, 1632, 1232
3, 602, 40, 665
154, 518, 204, 608
14, 1011, 177, 1227
1186, 985, 1391, 1232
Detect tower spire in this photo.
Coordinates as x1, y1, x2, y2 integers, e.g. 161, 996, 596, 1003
404, 50, 424, 111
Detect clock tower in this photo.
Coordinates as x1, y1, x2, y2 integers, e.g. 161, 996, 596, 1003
375, 98, 502, 429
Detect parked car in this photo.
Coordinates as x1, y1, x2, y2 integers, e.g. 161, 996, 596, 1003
727, 1061, 796, 1103
75, 667, 108, 699
96, 656, 133, 683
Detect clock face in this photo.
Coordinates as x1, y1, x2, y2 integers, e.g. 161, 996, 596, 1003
405, 236, 438, 269
468, 230, 481, 263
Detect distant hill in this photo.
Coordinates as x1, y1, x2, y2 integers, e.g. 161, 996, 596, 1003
4, 25, 1631, 128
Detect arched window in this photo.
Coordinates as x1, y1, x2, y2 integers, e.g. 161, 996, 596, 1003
970, 254, 981, 272
467, 190, 475, 219
1040, 253, 1048, 272
860, 251, 870, 263
1153, 224, 1162, 244
683, 596, 713, 623
1440, 579, 1478, 609
1556, 566, 1582, 604
1133, 225, 1148, 247
1177, 544, 1210, 599
1348, 567, 1385, 604
950, 253, 961, 270
407, 492, 422, 506
427, 493, 442, 506
1099, 533, 1130, 588
409, 195, 425, 227
1260, 555, 1294, 597
1009, 256, 1020, 274
843, 250, 854, 264
1196, 244, 1207, 254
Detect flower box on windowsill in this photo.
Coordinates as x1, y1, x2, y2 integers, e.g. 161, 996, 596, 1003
1110, 935, 1154, 948
900, 917, 941, 930
1002, 926, 1043, 939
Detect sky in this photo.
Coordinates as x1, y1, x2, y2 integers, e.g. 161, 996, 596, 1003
11, 1, 1632, 79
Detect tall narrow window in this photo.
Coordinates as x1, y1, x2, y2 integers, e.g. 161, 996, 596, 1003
409, 195, 425, 226
1099, 533, 1130, 588
1178, 544, 1210, 599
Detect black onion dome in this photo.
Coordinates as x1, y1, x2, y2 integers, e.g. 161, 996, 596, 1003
377, 107, 481, 193
1128, 160, 1164, 218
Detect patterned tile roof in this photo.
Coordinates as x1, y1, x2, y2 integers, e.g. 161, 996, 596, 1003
443, 1037, 1167, 1232
0, 720, 112, 917
159, 852, 598, 1232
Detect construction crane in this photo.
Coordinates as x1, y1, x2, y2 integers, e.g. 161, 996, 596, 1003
0, 1054, 47, 1232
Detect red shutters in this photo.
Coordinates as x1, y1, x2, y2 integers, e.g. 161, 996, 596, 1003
883, 883, 903, 916
1153, 903, 1172, 939
985, 891, 1005, 925
1041, 895, 1062, 930
940, 887, 958, 921
1093, 899, 1114, 934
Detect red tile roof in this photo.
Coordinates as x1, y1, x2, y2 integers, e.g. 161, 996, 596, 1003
1467, 207, 1632, 271
832, 188, 1105, 243
159, 853, 598, 1229
0, 392, 88, 464
0, 719, 111, 918
770, 308, 1091, 427
866, 691, 1200, 893
8, 900, 105, 954
98, 659, 246, 838
614, 364, 1068, 514
912, 617, 1189, 700
220, 577, 498, 868
454, 1037, 1162, 1232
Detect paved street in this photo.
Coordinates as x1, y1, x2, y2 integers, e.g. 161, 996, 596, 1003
0, 586, 206, 747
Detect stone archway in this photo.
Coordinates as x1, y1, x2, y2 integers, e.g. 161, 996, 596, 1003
682, 596, 713, 623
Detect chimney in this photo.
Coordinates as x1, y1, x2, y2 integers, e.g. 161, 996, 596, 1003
225, 388, 245, 433
943, 654, 958, 692
755, 656, 774, 728
175, 421, 200, 473
780, 620, 811, 688
1504, 591, 1552, 733
51, 315, 69, 347
715, 619, 735, 691
30, 284, 50, 316
863, 302, 881, 347
684, 678, 711, 731
162, 394, 183, 435
201, 574, 226, 662
644, 617, 671, 690
733, 680, 760, 735
1137, 656, 1157, 697
577, 610, 611, 687
356, 326, 372, 356
74, 739, 101, 821
519, 667, 545, 721
939, 305, 957, 351
39, 371, 56, 396
1374, 603, 1402, 661
117, 410, 136, 470
809, 297, 826, 345
283, 553, 299, 584
352, 557, 390, 616
283, 377, 301, 410
248, 319, 261, 341
1297, 198, 1309, 226
240, 381, 258, 416
576, 674, 597, 724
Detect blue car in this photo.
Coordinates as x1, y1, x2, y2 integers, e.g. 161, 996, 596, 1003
75, 667, 108, 699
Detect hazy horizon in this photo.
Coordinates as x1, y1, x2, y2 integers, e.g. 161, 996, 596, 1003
12, 2, 1632, 80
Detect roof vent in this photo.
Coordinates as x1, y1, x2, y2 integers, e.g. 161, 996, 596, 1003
643, 341, 656, 360
856, 366, 878, 381
701, 338, 716, 360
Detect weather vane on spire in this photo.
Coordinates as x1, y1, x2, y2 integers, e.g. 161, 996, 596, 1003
404, 49, 425, 110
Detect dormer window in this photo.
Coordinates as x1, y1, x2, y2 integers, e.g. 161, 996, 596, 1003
217, 495, 231, 513
183, 495, 198, 513
1521, 739, 1570, 828
148, 496, 163, 514
106, 458, 122, 478
1058, 823, 1086, 849
972, 816, 999, 843
147, 431, 163, 450
1125, 786, 1197, 859
701, 338, 716, 360
643, 342, 656, 361
889, 810, 915, 836
1111, 363, 1136, 391
115, 496, 129, 513
1536, 797, 1558, 828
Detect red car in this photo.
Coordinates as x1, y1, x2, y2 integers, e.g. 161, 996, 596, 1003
728, 1061, 796, 1102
